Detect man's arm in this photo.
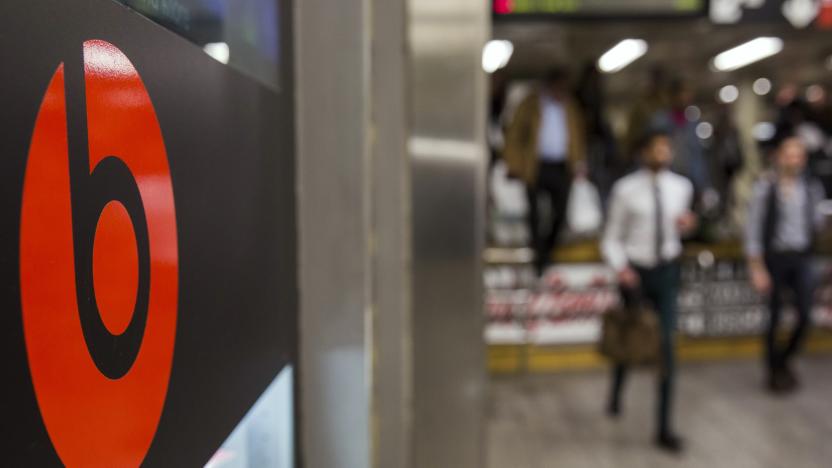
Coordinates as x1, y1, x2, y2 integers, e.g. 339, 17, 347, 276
811, 178, 827, 232
677, 178, 698, 237
602, 184, 638, 287
504, 96, 533, 178
568, 100, 588, 177
745, 179, 771, 294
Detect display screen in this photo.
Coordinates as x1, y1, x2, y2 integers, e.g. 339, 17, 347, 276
115, 0, 281, 88
494, 0, 705, 17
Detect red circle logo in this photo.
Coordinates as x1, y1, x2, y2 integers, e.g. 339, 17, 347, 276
20, 40, 178, 467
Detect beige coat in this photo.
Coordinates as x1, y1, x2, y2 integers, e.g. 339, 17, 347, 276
504, 91, 586, 186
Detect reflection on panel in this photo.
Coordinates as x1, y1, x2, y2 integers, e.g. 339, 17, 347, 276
114, 0, 281, 88
205, 366, 294, 468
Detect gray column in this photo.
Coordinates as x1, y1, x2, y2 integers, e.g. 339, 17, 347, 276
407, 1, 489, 467
296, 0, 487, 466
370, 0, 413, 467
295, 1, 372, 467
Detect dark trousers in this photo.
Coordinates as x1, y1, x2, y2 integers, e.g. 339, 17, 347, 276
526, 161, 571, 273
765, 252, 814, 372
609, 262, 681, 437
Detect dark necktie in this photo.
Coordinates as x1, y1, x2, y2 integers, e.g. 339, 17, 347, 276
653, 176, 664, 264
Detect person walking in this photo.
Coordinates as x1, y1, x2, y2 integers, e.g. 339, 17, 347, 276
504, 66, 586, 276
647, 79, 711, 195
601, 129, 697, 454
745, 134, 825, 394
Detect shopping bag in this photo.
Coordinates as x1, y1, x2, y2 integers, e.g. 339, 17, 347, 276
566, 178, 602, 235
598, 303, 660, 366
490, 160, 527, 217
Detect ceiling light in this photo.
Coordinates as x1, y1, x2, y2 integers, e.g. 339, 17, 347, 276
204, 42, 230, 64
719, 85, 739, 103
598, 39, 648, 74
685, 105, 701, 122
696, 122, 714, 140
482, 40, 514, 74
753, 78, 772, 96
712, 37, 783, 72
752, 122, 776, 141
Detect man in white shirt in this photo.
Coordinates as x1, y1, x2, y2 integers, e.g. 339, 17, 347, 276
601, 129, 697, 454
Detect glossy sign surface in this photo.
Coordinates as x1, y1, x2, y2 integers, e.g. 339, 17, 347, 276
20, 40, 178, 467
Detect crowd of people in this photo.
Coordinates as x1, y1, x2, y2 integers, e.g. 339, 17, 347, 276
488, 65, 832, 455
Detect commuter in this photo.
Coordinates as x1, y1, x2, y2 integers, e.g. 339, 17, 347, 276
710, 106, 744, 219
487, 71, 509, 245
647, 79, 710, 194
575, 62, 618, 204
744, 134, 825, 394
623, 66, 669, 173
504, 66, 587, 275
776, 95, 832, 195
602, 129, 697, 454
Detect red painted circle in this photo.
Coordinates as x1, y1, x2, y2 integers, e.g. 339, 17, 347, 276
20, 40, 178, 467
93, 201, 138, 336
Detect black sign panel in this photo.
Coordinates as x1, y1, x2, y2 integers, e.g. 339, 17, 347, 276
0, 0, 296, 466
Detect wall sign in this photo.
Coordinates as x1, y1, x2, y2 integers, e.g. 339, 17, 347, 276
21, 39, 178, 467
493, 0, 706, 18
485, 259, 832, 345
2, 1, 296, 466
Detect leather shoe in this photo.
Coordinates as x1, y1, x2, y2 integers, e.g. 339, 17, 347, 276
655, 433, 685, 455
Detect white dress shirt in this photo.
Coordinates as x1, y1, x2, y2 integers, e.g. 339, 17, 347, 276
602, 169, 694, 271
536, 94, 569, 162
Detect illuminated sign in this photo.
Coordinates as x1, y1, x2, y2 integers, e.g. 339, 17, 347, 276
494, 0, 705, 16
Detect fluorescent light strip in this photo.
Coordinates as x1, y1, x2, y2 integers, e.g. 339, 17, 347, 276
598, 39, 648, 74
712, 37, 783, 72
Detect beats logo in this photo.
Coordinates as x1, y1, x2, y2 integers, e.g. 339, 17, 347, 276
20, 40, 178, 467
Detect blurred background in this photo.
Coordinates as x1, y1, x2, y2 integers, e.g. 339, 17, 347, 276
484, 1, 832, 467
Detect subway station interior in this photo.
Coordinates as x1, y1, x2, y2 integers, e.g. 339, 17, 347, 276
4, 1, 832, 467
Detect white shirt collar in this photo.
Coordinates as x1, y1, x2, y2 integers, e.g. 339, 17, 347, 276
639, 167, 671, 180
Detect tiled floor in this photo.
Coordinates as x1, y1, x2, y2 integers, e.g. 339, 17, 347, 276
487, 356, 832, 468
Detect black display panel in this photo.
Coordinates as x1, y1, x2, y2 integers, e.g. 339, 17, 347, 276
0, 0, 296, 466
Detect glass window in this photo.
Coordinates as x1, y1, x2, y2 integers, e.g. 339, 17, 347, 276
115, 0, 281, 89
205, 366, 294, 468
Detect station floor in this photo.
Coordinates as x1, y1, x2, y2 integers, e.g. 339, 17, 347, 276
486, 355, 832, 468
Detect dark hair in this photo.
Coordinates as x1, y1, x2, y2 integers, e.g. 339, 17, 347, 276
638, 127, 672, 152
648, 65, 668, 87
669, 77, 688, 97
771, 126, 799, 150
543, 66, 570, 85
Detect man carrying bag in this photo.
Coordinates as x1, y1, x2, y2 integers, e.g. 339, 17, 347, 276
600, 129, 697, 454
599, 292, 660, 367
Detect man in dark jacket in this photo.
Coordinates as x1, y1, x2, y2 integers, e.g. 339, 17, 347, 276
504, 67, 586, 275
745, 134, 826, 394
